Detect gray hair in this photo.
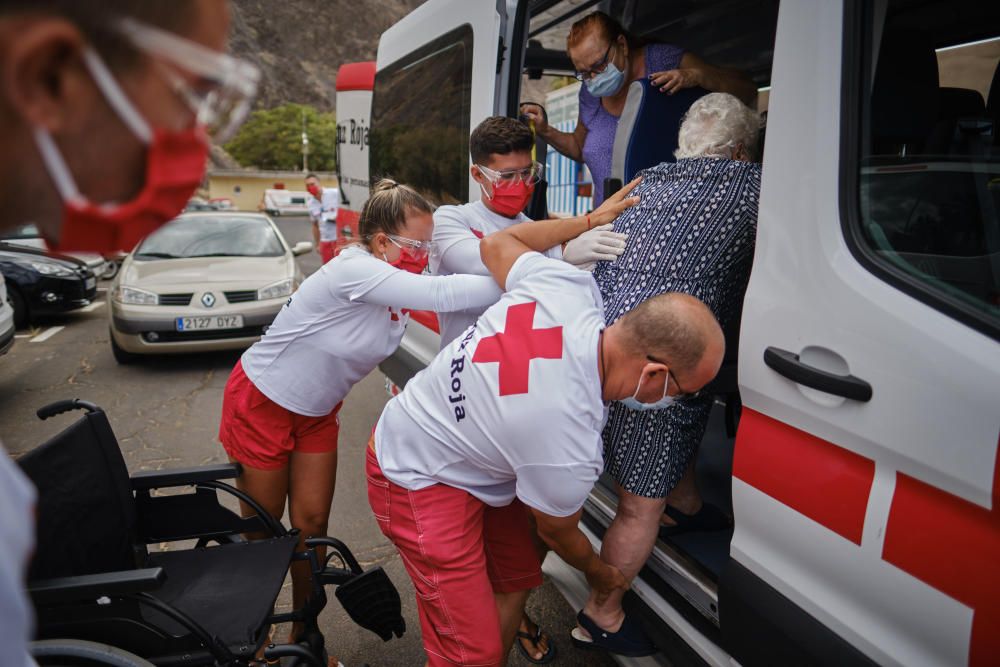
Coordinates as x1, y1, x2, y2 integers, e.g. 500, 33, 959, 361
675, 93, 761, 160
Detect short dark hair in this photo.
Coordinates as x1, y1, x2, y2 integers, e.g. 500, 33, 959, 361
618, 292, 716, 374
304, 173, 320, 181
0, 1, 198, 69
469, 116, 533, 165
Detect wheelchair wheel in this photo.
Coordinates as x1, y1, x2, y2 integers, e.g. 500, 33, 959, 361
30, 639, 155, 667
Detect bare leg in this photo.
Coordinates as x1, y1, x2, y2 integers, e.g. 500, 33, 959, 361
660, 460, 703, 526
581, 489, 666, 633
287, 449, 339, 642
229, 456, 289, 539
518, 512, 552, 661
495, 589, 531, 660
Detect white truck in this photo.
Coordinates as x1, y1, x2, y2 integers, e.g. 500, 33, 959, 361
362, 2, 1000, 665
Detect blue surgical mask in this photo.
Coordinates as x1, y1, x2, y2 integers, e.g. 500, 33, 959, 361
619, 371, 675, 411
586, 61, 626, 98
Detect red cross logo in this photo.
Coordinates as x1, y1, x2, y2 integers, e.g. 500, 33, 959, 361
472, 301, 563, 396
471, 228, 485, 239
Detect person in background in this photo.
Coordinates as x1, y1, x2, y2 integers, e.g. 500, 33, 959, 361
522, 11, 756, 206
369, 179, 726, 666
579, 93, 762, 657
0, 1, 257, 664
306, 172, 340, 264
430, 114, 627, 662
219, 179, 504, 651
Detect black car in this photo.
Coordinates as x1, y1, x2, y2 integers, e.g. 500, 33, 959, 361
0, 243, 97, 328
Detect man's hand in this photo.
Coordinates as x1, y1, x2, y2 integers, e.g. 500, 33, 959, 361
584, 560, 629, 607
649, 69, 700, 94
589, 176, 641, 228
563, 224, 627, 271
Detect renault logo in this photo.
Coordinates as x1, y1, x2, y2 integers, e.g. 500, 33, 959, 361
201, 292, 216, 308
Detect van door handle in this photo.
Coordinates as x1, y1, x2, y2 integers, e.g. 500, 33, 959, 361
763, 347, 873, 402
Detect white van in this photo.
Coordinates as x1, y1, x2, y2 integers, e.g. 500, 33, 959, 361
368, 2, 1000, 665
334, 61, 376, 246
261, 188, 310, 217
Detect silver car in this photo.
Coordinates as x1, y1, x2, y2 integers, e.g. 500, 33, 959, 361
109, 212, 311, 363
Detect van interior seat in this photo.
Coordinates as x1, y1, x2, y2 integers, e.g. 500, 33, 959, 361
870, 24, 940, 155
606, 79, 708, 195
988, 60, 1000, 146
927, 87, 991, 155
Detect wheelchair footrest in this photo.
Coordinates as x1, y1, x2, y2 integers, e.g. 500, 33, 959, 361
334, 567, 406, 641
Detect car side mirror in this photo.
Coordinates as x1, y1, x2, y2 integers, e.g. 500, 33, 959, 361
292, 241, 313, 256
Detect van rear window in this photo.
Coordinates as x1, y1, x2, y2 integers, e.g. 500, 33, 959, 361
370, 25, 473, 206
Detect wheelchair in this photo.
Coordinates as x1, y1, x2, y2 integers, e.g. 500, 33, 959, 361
19, 399, 405, 666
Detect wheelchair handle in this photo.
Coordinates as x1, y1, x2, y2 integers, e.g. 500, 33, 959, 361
37, 399, 101, 420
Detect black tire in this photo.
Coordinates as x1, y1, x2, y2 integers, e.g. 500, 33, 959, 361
31, 639, 155, 666
7, 282, 28, 329
110, 331, 138, 364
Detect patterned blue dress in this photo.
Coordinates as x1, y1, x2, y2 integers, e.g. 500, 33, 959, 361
593, 157, 761, 498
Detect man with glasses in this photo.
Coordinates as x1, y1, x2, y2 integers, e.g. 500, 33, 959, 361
431, 116, 628, 349
0, 1, 258, 662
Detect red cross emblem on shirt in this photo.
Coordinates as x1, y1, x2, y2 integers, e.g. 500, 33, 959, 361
472, 301, 563, 396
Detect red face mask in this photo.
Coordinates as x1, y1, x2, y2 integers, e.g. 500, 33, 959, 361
388, 247, 428, 275
306, 183, 321, 198
36, 48, 209, 254
481, 180, 535, 218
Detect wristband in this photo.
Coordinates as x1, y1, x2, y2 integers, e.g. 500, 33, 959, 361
586, 214, 592, 230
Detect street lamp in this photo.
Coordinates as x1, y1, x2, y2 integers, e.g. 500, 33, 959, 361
301, 109, 309, 173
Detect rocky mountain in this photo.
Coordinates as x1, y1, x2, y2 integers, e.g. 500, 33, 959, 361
229, 0, 428, 112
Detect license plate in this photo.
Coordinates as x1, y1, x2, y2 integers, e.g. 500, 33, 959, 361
175, 315, 244, 332
85, 277, 96, 290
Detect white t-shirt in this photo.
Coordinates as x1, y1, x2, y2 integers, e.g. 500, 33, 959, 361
0, 442, 38, 667
431, 201, 562, 346
241, 245, 502, 416
376, 252, 607, 517
307, 188, 340, 242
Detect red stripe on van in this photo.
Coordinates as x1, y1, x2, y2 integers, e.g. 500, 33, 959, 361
733, 409, 875, 544
335, 62, 376, 91
409, 310, 439, 333
882, 441, 999, 667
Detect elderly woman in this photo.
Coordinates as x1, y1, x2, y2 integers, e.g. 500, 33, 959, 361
523, 11, 756, 206
574, 93, 762, 656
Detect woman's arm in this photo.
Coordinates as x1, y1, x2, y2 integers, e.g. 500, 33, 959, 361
651, 52, 758, 107
522, 106, 587, 163
352, 269, 502, 313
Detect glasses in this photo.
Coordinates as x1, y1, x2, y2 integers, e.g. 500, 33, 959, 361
388, 234, 436, 261
116, 17, 261, 143
573, 42, 615, 81
648, 355, 707, 402
475, 161, 545, 187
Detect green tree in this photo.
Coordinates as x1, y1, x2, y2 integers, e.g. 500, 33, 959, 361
224, 103, 337, 171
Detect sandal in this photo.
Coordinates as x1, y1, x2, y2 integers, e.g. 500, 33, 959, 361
659, 502, 732, 537
570, 610, 656, 657
515, 616, 557, 664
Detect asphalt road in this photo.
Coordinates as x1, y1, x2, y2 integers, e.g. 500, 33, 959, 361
0, 215, 617, 667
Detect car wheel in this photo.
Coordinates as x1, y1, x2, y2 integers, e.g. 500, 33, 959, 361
7, 283, 28, 329
110, 331, 138, 365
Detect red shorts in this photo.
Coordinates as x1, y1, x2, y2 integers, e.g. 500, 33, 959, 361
219, 360, 342, 470
366, 440, 542, 667
319, 240, 337, 264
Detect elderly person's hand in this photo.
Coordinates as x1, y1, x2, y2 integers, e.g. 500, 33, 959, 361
649, 68, 700, 94
564, 224, 627, 271
519, 103, 549, 137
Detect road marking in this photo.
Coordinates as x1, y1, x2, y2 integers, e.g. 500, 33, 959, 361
30, 326, 65, 343
80, 301, 105, 312
97, 287, 108, 292
14, 334, 31, 339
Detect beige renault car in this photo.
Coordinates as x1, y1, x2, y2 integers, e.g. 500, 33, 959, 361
109, 212, 311, 363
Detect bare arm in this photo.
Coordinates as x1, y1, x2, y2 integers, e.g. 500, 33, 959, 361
531, 508, 627, 605
480, 177, 641, 288
522, 106, 587, 163
651, 52, 758, 107
311, 220, 320, 247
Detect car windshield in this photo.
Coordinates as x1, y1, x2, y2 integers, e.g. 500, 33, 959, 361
134, 215, 285, 259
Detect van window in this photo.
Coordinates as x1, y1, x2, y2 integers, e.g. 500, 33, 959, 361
849, 0, 1000, 337
369, 25, 473, 206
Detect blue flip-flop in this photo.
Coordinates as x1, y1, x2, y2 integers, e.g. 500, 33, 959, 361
571, 610, 657, 657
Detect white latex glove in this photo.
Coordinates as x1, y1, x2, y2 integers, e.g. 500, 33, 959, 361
563, 224, 628, 272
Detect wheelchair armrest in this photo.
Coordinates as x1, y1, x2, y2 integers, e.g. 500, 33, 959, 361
29, 567, 166, 606
131, 463, 242, 491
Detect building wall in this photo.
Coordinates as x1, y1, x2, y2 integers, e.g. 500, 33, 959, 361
207, 171, 339, 212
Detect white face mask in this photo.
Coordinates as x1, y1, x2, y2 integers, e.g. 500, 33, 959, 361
619, 371, 675, 411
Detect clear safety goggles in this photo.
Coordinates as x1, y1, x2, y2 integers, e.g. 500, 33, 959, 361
475, 161, 545, 187
116, 17, 261, 143
388, 234, 436, 260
